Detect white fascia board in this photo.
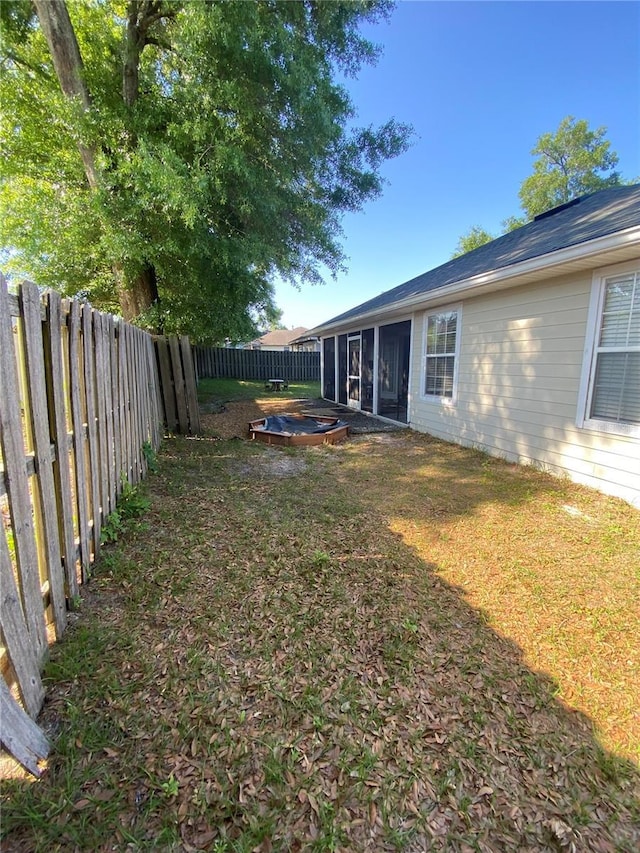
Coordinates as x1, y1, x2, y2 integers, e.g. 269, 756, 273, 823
313, 226, 640, 336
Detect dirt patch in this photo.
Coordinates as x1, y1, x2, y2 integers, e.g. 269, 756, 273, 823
236, 446, 309, 478
200, 397, 312, 440
201, 397, 405, 441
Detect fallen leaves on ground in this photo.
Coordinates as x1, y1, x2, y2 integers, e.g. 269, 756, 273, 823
2, 402, 639, 851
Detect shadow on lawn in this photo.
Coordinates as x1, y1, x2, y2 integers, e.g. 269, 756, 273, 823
2, 428, 639, 851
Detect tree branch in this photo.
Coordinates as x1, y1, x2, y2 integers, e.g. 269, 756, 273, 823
32, 0, 99, 189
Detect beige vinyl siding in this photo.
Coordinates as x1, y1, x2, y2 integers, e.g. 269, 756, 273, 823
409, 270, 640, 507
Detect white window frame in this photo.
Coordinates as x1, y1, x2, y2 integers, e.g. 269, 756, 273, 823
421, 304, 462, 406
577, 260, 640, 438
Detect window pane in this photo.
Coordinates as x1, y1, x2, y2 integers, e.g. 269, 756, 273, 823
427, 312, 457, 354
425, 355, 455, 397
600, 275, 639, 347
590, 352, 640, 424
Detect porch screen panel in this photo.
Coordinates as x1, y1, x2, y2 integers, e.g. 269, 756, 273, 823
377, 320, 411, 423
361, 328, 374, 412
323, 337, 336, 401
338, 334, 348, 405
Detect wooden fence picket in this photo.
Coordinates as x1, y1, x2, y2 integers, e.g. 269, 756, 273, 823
0, 278, 184, 775
0, 520, 44, 718
20, 283, 67, 638
180, 336, 201, 434
82, 303, 101, 549
0, 279, 48, 664
44, 291, 79, 602
68, 300, 91, 582
108, 316, 121, 500
155, 336, 177, 432
169, 336, 189, 434
0, 679, 49, 778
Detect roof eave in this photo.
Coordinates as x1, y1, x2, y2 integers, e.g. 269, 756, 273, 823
309, 225, 640, 337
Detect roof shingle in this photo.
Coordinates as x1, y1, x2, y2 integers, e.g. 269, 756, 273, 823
317, 184, 640, 329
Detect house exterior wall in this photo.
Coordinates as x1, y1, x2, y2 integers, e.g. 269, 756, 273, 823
253, 345, 291, 352
408, 266, 640, 507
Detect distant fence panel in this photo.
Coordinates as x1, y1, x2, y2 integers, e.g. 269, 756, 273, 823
0, 275, 168, 774
153, 336, 201, 435
194, 346, 320, 382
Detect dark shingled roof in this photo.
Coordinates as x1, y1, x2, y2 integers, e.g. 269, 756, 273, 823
318, 184, 640, 329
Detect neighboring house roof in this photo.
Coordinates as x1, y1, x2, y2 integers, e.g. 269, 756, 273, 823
249, 327, 309, 347
311, 184, 640, 333
290, 332, 320, 345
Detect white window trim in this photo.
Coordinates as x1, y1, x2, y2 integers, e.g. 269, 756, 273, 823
576, 260, 640, 438
420, 303, 462, 406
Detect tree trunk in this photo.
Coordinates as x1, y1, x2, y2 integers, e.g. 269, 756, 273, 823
116, 263, 159, 323
32, 0, 99, 190
36, 0, 166, 325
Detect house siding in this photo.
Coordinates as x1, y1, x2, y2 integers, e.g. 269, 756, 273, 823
409, 269, 640, 507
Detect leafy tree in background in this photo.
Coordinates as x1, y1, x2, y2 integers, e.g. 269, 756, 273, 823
1, 0, 411, 342
519, 116, 621, 218
452, 116, 623, 258
451, 225, 495, 259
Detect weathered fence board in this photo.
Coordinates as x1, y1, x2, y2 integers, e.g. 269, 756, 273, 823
20, 283, 67, 639
0, 275, 180, 775
68, 299, 91, 582
108, 315, 121, 503
153, 336, 200, 435
45, 291, 79, 602
0, 679, 49, 777
0, 274, 202, 774
94, 313, 107, 516
0, 521, 44, 719
0, 281, 48, 664
180, 336, 201, 435
155, 336, 177, 432
169, 336, 189, 434
194, 346, 320, 382
82, 302, 102, 549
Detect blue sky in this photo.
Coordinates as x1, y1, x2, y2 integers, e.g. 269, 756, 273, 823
274, 0, 640, 330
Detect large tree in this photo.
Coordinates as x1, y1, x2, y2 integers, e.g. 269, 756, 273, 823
519, 116, 621, 219
452, 116, 623, 258
1, 0, 411, 342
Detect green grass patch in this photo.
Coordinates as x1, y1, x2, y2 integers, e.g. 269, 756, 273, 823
2, 429, 639, 851
197, 377, 321, 404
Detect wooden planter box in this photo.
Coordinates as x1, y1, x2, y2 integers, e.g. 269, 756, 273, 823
249, 414, 349, 446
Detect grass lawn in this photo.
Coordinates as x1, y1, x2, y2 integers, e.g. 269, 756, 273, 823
2, 382, 639, 851
197, 378, 321, 405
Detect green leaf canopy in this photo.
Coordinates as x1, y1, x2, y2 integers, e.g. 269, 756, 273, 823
1, 0, 411, 342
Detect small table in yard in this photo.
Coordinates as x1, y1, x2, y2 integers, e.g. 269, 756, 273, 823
265, 378, 288, 392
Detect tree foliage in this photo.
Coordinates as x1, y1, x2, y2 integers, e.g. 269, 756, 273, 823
450, 226, 495, 258
1, 0, 411, 342
519, 116, 621, 219
452, 116, 623, 258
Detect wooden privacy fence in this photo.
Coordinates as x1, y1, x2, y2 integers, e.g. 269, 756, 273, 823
194, 345, 320, 382
154, 335, 200, 435
0, 276, 198, 774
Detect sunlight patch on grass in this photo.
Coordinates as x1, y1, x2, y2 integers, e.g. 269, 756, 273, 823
2, 425, 639, 851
